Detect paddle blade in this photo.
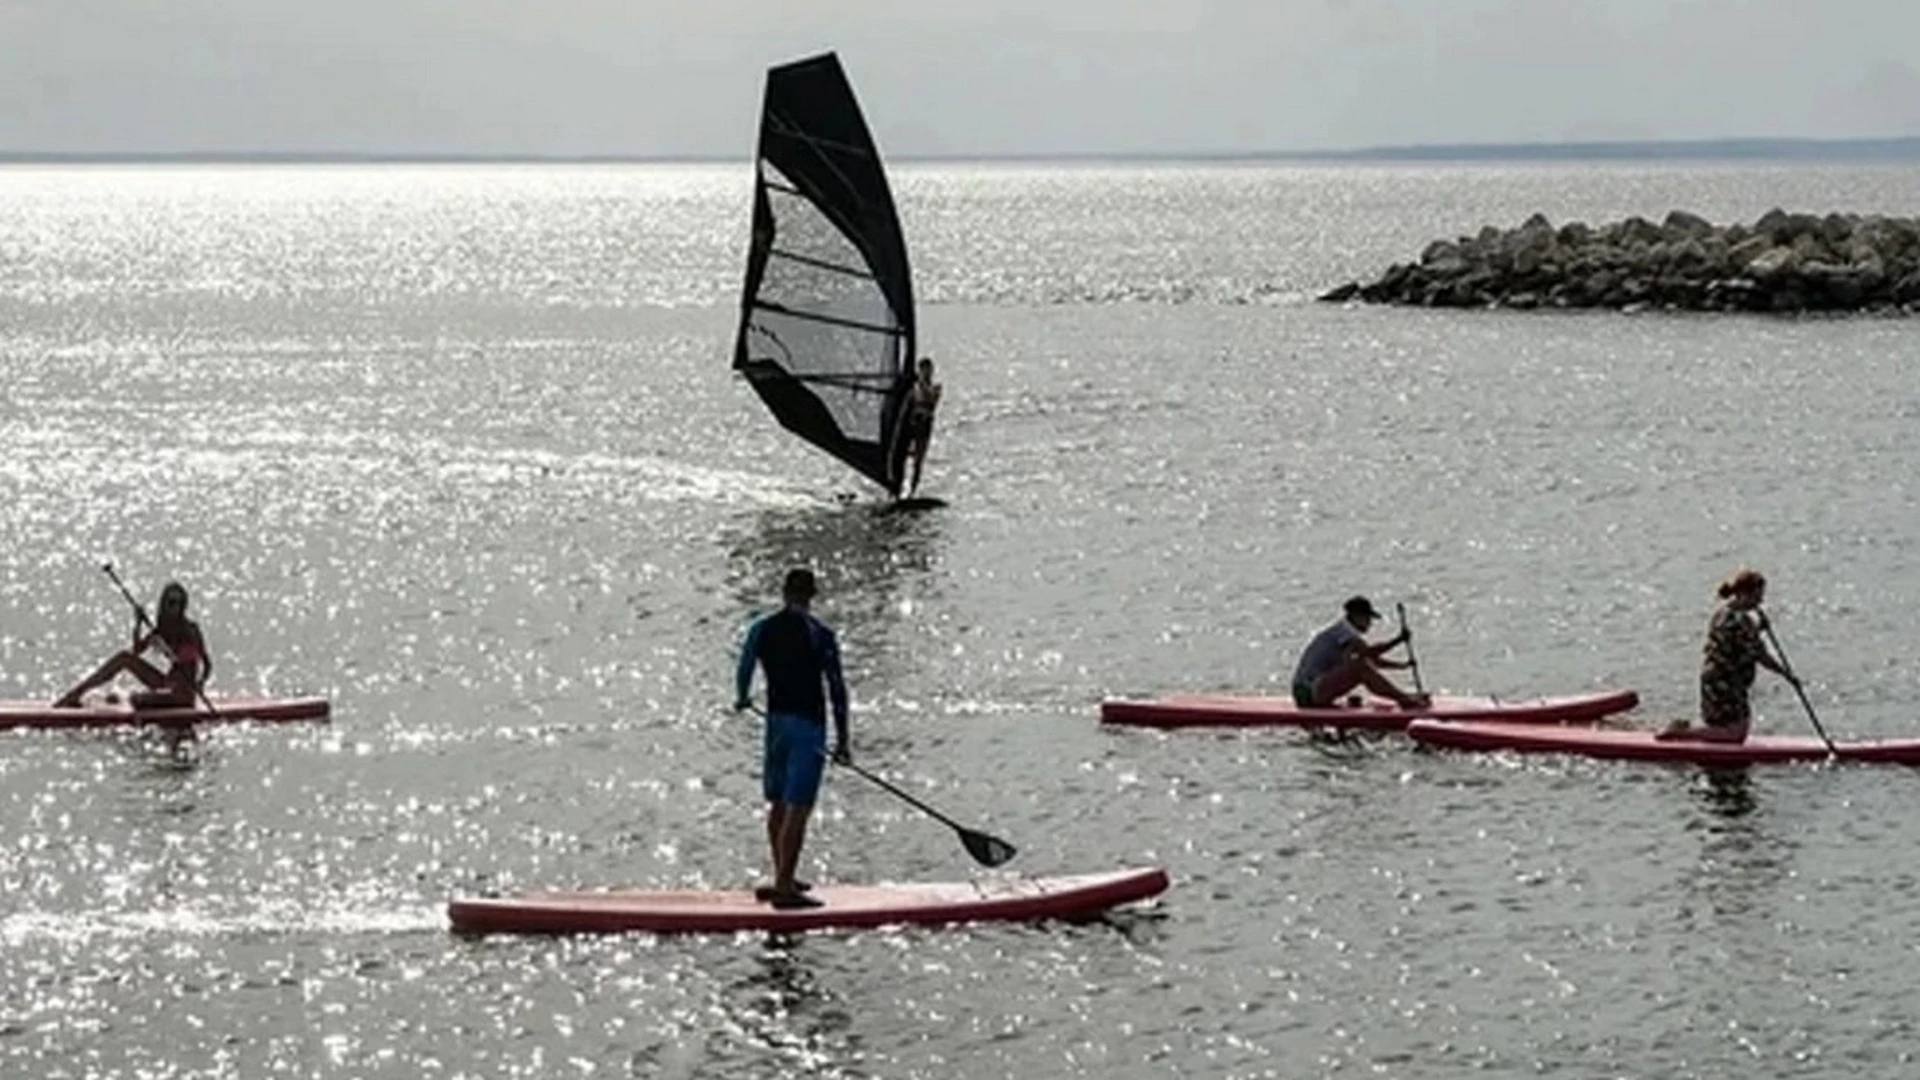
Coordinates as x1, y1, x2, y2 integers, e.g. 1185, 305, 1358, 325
961, 829, 1018, 868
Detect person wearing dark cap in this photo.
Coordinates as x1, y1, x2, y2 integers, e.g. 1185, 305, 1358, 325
1289, 596, 1428, 709
733, 567, 851, 909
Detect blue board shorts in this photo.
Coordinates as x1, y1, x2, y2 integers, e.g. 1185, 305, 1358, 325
763, 711, 828, 805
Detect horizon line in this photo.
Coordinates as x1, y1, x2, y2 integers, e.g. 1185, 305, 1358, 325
4, 135, 1920, 166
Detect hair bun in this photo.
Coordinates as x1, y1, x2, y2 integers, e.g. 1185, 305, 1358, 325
1717, 567, 1766, 599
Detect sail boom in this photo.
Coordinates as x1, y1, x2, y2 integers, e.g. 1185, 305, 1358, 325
794, 371, 897, 391
768, 246, 879, 281
753, 300, 905, 338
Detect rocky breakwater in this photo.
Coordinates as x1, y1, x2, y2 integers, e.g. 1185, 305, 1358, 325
1320, 210, 1920, 313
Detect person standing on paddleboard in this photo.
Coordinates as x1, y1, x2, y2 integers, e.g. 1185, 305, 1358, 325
54, 581, 212, 709
1657, 567, 1798, 743
900, 357, 942, 498
734, 567, 851, 910
1289, 596, 1429, 709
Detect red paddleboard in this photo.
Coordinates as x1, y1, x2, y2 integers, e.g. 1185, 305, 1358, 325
1099, 689, 1639, 730
0, 695, 331, 731
448, 867, 1169, 935
1407, 719, 1920, 765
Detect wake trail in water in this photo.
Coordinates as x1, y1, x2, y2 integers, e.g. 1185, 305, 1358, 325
0, 901, 445, 944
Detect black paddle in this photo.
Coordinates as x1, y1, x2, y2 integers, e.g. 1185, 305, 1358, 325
830, 754, 1018, 868
1396, 602, 1426, 697
1757, 607, 1835, 755
742, 704, 1016, 867
101, 563, 220, 722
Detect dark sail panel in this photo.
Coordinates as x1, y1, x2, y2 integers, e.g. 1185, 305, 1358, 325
733, 52, 916, 495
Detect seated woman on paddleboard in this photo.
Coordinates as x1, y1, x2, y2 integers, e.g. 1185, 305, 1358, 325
1290, 596, 1429, 709
54, 581, 212, 709
1657, 567, 1797, 743
900, 357, 941, 498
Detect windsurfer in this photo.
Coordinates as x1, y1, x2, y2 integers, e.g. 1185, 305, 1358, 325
1657, 567, 1797, 743
901, 357, 942, 497
734, 568, 852, 909
1289, 596, 1428, 709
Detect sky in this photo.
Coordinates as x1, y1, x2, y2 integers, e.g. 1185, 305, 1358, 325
4, 0, 1920, 157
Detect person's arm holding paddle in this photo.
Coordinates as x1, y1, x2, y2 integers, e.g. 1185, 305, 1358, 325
1360, 632, 1413, 667
1751, 609, 1799, 686
733, 616, 764, 712
821, 624, 851, 765
1343, 621, 1418, 676
185, 620, 214, 694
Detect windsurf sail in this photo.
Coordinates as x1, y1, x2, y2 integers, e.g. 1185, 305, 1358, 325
733, 52, 917, 496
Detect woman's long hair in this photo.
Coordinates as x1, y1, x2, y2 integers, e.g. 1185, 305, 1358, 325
155, 581, 191, 638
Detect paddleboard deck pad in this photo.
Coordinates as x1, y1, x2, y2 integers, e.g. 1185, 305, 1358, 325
1408, 719, 1920, 765
448, 867, 1169, 935
1100, 689, 1639, 730
0, 695, 331, 731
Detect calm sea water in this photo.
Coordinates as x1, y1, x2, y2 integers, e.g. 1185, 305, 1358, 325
3, 161, 1920, 1078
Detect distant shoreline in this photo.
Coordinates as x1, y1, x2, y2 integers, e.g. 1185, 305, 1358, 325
4, 137, 1920, 165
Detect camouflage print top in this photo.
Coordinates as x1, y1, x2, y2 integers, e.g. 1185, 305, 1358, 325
1701, 603, 1763, 687
1699, 603, 1764, 727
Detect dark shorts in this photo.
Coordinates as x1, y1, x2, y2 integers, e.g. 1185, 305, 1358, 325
1291, 679, 1318, 708
904, 410, 933, 445
762, 711, 827, 805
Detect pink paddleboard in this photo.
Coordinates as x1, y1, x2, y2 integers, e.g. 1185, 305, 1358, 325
1100, 689, 1639, 730
448, 867, 1170, 935
1408, 719, 1920, 765
0, 695, 331, 731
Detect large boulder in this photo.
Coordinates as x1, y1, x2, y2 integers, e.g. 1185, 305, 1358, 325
1663, 238, 1711, 273
1893, 271, 1920, 304
1801, 261, 1867, 308
1630, 216, 1664, 243
1664, 209, 1715, 239
1746, 246, 1799, 280
1754, 208, 1793, 240
1726, 234, 1774, 270
1783, 212, 1824, 241
1790, 231, 1834, 264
